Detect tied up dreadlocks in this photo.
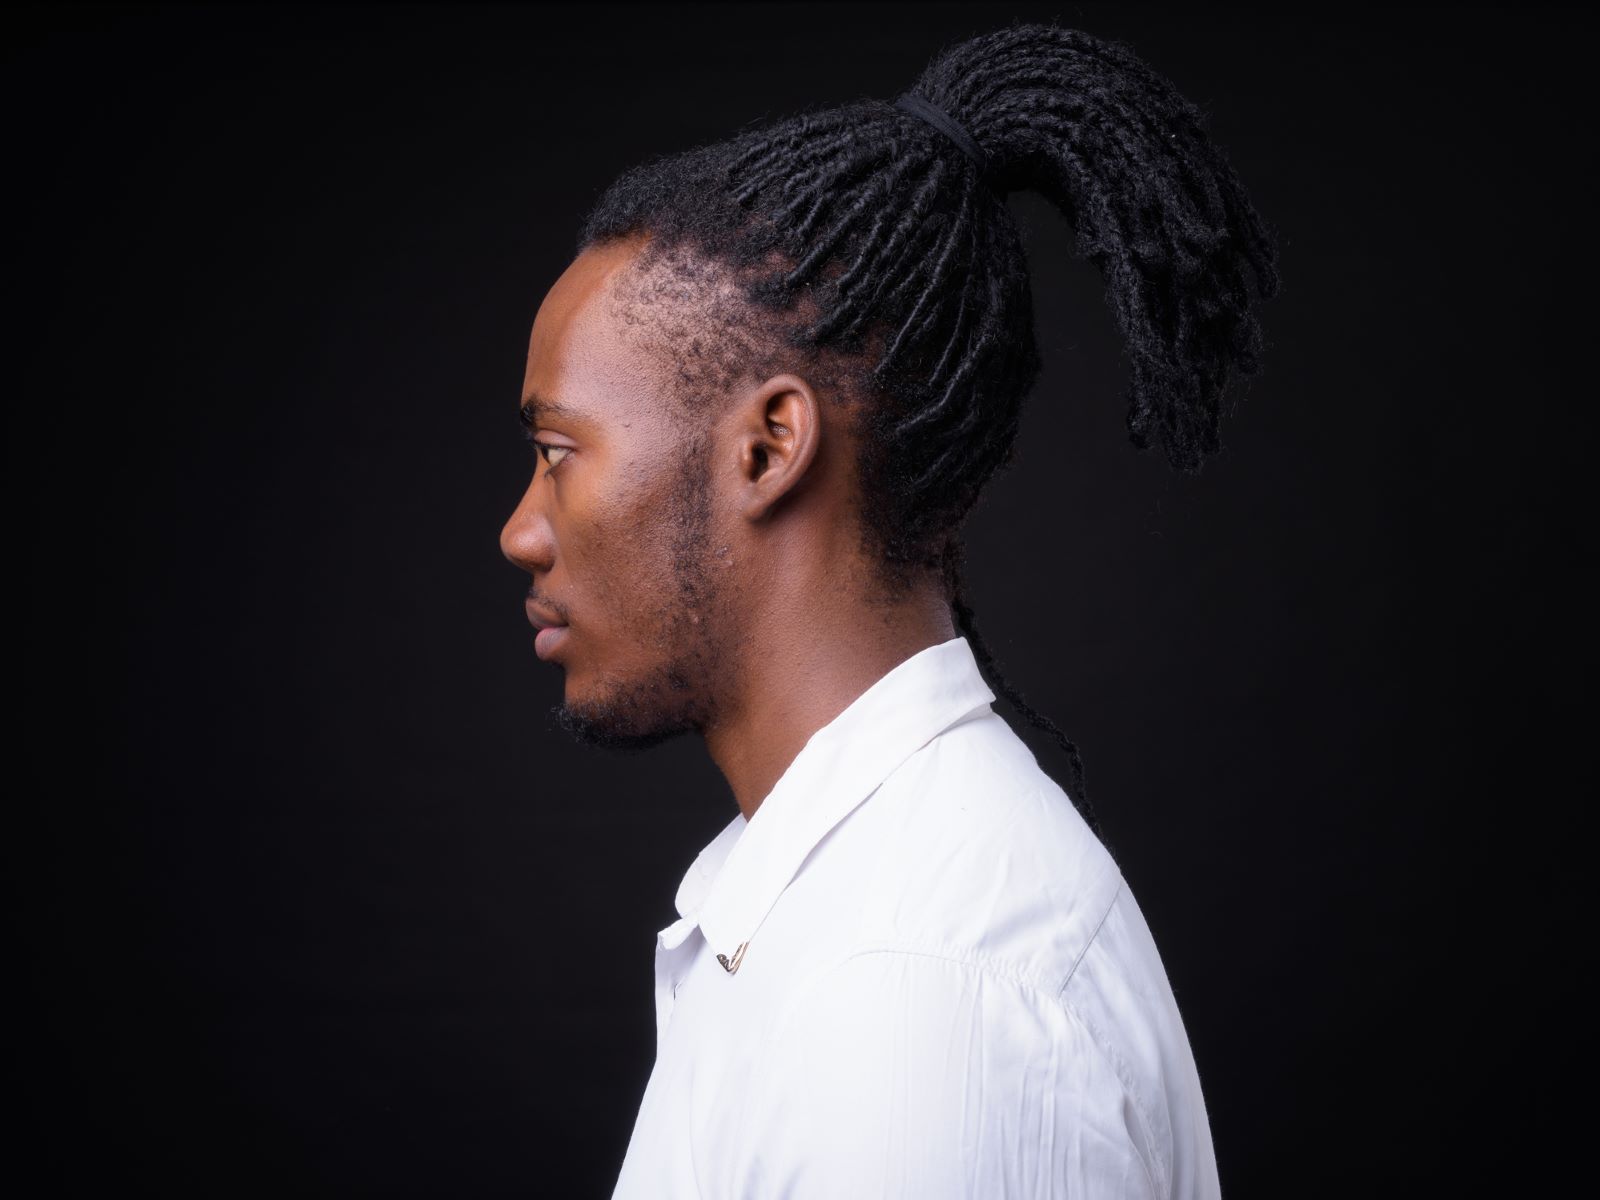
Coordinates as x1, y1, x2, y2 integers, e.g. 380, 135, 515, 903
572, 21, 1281, 842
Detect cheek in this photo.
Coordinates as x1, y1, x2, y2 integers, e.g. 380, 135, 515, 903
564, 478, 677, 608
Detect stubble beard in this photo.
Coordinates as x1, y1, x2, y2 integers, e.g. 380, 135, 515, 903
551, 433, 728, 753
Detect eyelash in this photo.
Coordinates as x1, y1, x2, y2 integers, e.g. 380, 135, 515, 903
521, 426, 570, 470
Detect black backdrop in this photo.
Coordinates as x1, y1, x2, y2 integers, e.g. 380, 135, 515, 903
13, 3, 1584, 1195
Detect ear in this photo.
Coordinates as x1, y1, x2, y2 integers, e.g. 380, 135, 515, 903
732, 373, 822, 523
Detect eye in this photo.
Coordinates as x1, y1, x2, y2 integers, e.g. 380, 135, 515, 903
537, 442, 571, 469
521, 426, 571, 470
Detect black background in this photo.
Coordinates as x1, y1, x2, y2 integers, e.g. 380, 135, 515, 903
13, 3, 1584, 1195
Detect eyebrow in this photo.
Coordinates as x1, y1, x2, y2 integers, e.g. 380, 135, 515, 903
518, 392, 588, 429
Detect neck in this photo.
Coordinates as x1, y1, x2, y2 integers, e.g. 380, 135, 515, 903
702, 569, 956, 822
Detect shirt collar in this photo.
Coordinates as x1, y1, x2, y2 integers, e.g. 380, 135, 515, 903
677, 635, 997, 975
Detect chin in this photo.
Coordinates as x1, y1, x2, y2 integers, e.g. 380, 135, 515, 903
552, 698, 692, 754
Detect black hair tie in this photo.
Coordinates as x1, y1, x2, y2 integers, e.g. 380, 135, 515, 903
893, 92, 992, 180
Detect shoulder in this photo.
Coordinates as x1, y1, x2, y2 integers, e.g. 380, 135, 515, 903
777, 710, 1216, 1197
850, 707, 1125, 993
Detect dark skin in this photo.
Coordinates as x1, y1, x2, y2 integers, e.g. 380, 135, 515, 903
499, 234, 955, 821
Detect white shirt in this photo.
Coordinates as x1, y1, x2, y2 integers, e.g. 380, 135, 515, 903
611, 635, 1220, 1199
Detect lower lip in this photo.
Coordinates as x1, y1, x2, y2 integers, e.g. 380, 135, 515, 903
535, 626, 570, 661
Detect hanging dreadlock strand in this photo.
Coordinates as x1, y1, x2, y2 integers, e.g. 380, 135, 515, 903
950, 576, 1102, 845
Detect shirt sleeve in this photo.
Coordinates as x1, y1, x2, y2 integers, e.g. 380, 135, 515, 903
729, 948, 1162, 1199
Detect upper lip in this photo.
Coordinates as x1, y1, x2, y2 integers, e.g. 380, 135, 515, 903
525, 599, 567, 631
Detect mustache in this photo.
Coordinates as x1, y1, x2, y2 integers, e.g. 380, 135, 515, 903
525, 587, 569, 622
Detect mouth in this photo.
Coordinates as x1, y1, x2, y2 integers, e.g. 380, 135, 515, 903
524, 596, 570, 661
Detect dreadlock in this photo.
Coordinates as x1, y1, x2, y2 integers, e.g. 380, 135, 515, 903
572, 20, 1281, 843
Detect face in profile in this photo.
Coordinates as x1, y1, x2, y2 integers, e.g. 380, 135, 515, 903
499, 237, 741, 752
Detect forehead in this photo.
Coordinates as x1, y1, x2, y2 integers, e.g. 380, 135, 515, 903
520, 237, 668, 433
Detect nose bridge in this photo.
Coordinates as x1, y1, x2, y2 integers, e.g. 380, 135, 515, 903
500, 476, 553, 572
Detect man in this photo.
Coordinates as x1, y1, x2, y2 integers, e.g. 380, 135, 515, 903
501, 21, 1275, 1198
500, 236, 1215, 1199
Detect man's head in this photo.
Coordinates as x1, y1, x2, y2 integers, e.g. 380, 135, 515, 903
499, 233, 863, 751
502, 23, 1278, 822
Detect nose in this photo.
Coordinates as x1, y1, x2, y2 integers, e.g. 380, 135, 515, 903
500, 480, 555, 575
